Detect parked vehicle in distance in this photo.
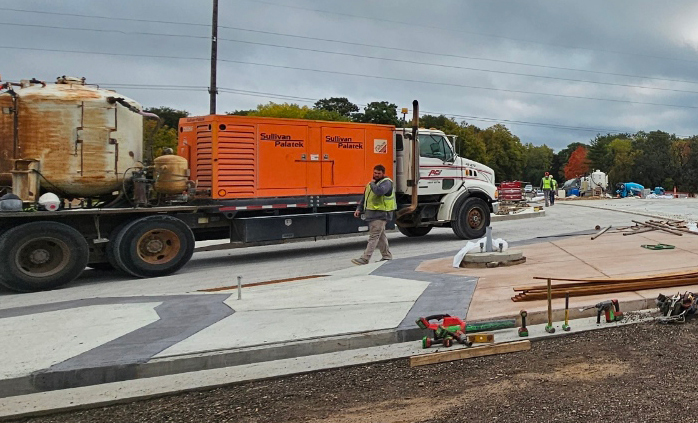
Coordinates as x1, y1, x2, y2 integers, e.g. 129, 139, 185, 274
524, 184, 533, 193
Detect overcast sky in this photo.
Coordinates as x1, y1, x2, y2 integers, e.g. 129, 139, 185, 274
3, 0, 698, 150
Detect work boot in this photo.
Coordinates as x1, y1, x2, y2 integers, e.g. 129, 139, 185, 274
351, 258, 369, 265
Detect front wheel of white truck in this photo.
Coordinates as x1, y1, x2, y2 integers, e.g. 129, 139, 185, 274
452, 197, 490, 240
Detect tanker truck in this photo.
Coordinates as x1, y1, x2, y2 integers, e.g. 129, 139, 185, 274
0, 77, 498, 293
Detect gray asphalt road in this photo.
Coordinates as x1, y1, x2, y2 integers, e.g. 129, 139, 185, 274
0, 200, 681, 308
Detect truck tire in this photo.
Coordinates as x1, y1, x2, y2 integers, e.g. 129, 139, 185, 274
112, 215, 195, 278
0, 221, 89, 292
452, 197, 490, 240
398, 226, 433, 237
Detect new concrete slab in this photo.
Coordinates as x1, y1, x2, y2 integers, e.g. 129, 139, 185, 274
0, 311, 656, 422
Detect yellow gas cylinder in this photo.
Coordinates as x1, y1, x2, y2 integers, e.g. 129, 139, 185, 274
154, 152, 189, 195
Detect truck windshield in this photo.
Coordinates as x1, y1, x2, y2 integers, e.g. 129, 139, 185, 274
418, 134, 454, 162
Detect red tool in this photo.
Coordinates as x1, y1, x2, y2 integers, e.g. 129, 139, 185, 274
416, 314, 472, 348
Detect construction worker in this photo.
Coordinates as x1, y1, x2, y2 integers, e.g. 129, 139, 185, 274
352, 164, 396, 265
541, 172, 554, 207
550, 176, 558, 206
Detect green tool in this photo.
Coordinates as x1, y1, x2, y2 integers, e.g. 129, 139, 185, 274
641, 244, 675, 250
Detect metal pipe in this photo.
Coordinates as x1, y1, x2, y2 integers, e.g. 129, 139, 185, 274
237, 275, 242, 300
397, 100, 419, 218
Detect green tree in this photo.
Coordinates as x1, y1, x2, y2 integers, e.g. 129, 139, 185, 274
632, 130, 674, 188
143, 119, 178, 161
587, 134, 626, 173
313, 97, 359, 118
481, 124, 524, 182
607, 138, 637, 188
144, 106, 189, 130
522, 143, 554, 184
420, 114, 451, 130
353, 101, 399, 125
226, 109, 254, 116
238, 102, 349, 121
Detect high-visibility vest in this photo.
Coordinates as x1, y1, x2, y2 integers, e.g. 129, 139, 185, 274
364, 178, 397, 211
542, 177, 552, 190
552, 179, 558, 190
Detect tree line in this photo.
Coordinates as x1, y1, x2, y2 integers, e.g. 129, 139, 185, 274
143, 98, 698, 192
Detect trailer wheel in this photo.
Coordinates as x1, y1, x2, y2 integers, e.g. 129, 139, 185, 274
397, 226, 433, 237
452, 197, 490, 240
0, 222, 89, 292
112, 215, 195, 278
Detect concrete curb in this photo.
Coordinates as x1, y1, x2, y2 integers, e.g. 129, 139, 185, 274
0, 327, 414, 399
491, 210, 545, 222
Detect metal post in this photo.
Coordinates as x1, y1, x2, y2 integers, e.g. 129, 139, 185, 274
209, 0, 219, 115
237, 276, 242, 300
485, 226, 493, 252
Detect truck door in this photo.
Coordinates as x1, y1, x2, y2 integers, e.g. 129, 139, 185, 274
256, 123, 309, 196
321, 127, 366, 193
418, 133, 456, 194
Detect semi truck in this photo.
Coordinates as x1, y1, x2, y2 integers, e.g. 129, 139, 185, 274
0, 76, 498, 293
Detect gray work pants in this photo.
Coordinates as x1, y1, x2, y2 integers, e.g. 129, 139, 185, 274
543, 189, 551, 207
361, 219, 392, 261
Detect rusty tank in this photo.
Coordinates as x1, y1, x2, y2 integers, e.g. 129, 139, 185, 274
153, 151, 189, 195
0, 76, 144, 197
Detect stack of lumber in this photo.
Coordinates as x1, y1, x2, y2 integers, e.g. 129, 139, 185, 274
511, 270, 698, 302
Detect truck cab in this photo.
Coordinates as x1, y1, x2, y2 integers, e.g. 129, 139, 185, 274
394, 128, 498, 239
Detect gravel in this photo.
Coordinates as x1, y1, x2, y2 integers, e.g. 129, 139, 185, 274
10, 320, 698, 423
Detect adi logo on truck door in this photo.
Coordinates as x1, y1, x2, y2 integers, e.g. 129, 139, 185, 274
261, 133, 304, 148
428, 169, 443, 176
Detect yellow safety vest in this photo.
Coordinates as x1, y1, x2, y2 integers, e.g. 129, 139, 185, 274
542, 177, 552, 190
364, 178, 397, 211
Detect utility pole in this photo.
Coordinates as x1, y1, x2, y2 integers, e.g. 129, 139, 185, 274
209, 0, 218, 114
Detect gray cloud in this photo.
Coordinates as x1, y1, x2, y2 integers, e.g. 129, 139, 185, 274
3, 0, 698, 150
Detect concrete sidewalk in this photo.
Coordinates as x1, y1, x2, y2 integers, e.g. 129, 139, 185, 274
0, 255, 480, 398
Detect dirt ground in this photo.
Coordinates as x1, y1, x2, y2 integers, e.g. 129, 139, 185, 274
12, 321, 698, 423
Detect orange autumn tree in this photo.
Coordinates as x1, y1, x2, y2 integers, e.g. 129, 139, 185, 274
564, 146, 590, 179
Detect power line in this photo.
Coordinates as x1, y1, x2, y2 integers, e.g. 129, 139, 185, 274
88, 82, 636, 133
241, 0, 698, 65
4, 12, 698, 87
220, 38, 698, 96
6, 21, 698, 94
0, 7, 209, 28
3, 44, 698, 111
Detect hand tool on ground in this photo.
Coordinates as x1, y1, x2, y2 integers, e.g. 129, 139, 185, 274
545, 278, 555, 333
656, 292, 696, 323
416, 315, 472, 348
580, 299, 623, 324
641, 244, 675, 250
518, 310, 529, 337
467, 333, 494, 343
562, 292, 571, 331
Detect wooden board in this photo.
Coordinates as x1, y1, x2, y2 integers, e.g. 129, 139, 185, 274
409, 340, 531, 367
